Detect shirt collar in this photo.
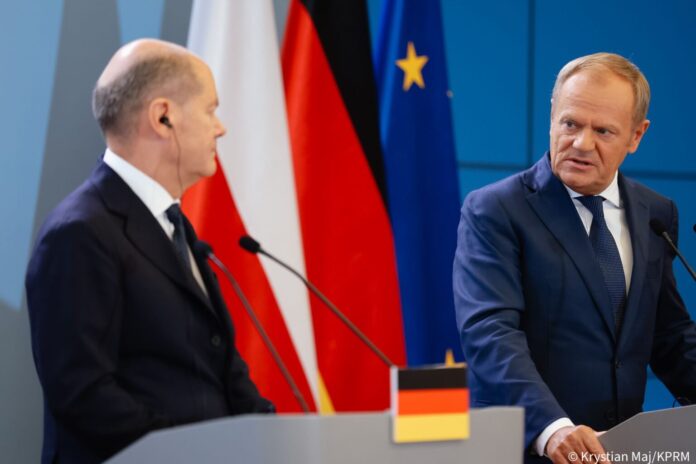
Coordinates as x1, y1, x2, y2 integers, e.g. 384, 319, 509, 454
564, 172, 621, 208
103, 148, 177, 218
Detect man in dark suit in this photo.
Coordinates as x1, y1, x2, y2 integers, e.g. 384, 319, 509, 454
453, 52, 696, 464
25, 39, 272, 464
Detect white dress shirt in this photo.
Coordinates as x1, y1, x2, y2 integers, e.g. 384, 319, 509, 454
103, 148, 207, 294
534, 173, 633, 456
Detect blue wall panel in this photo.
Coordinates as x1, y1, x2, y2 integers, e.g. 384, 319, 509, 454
443, 0, 530, 167
117, 0, 165, 43
533, 0, 696, 175
458, 167, 521, 202
0, 2, 63, 310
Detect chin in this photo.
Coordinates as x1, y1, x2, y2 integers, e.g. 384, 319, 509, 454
559, 173, 592, 194
203, 161, 217, 177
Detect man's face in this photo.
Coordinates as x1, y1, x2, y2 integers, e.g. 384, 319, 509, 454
549, 70, 649, 195
175, 62, 226, 188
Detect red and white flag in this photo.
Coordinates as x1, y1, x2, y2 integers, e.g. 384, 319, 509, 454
185, 0, 317, 412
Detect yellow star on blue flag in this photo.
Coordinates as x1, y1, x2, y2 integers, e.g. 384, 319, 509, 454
396, 41, 429, 91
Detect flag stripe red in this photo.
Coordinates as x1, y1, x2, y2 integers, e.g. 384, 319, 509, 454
397, 388, 469, 415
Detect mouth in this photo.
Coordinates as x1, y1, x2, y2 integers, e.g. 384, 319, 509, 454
565, 157, 594, 168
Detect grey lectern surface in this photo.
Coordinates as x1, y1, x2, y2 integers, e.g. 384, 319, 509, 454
599, 405, 696, 463
107, 407, 523, 464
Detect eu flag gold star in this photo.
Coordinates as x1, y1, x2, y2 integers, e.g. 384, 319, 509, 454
396, 41, 429, 91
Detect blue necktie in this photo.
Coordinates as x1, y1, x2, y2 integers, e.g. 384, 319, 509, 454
578, 195, 626, 331
165, 204, 191, 274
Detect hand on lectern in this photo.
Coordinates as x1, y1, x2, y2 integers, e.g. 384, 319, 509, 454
545, 425, 609, 464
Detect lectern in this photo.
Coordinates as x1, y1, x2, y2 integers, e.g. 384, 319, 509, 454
600, 405, 696, 463
107, 407, 524, 464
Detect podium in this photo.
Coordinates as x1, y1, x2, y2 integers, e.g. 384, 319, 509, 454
106, 407, 524, 464
600, 404, 696, 463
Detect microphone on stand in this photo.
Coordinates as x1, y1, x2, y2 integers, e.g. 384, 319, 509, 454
649, 219, 696, 282
193, 240, 311, 413
239, 235, 396, 368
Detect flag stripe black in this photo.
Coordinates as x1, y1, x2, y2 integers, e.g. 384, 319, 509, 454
298, 0, 388, 207
398, 367, 468, 390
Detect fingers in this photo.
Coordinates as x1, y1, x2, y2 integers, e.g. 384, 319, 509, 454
547, 425, 611, 464
581, 428, 609, 463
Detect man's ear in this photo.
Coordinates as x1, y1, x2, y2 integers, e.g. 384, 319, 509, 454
628, 119, 650, 154
148, 98, 172, 137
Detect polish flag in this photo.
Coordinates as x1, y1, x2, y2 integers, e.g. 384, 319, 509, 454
185, 0, 317, 412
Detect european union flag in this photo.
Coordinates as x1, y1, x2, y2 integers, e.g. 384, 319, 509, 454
374, 0, 462, 366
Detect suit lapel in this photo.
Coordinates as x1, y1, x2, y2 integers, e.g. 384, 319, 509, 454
616, 174, 649, 346
188, 231, 236, 339
524, 155, 617, 341
181, 216, 234, 327
91, 162, 216, 316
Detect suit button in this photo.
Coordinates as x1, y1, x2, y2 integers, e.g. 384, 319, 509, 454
614, 360, 621, 369
210, 334, 222, 347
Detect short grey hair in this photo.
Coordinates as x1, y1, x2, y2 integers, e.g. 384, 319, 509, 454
92, 54, 201, 137
551, 52, 650, 125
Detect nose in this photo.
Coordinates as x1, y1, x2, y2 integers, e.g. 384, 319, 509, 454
215, 117, 227, 138
572, 127, 595, 152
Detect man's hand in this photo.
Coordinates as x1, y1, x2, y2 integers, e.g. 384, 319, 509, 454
545, 425, 609, 463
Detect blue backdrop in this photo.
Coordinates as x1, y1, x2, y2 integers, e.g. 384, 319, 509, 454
0, 1, 694, 461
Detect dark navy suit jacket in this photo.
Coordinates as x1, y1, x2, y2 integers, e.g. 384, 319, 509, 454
453, 154, 696, 462
26, 161, 272, 463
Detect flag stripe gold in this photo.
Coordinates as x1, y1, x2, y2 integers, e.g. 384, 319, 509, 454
394, 413, 469, 442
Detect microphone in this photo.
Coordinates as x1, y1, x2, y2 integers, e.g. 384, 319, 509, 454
649, 219, 696, 282
239, 235, 396, 367
193, 240, 310, 413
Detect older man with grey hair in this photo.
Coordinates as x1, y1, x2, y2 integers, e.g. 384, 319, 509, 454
26, 39, 272, 464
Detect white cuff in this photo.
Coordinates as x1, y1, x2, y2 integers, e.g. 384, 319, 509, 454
534, 417, 575, 456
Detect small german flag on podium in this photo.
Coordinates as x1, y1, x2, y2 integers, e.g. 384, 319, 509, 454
391, 365, 469, 443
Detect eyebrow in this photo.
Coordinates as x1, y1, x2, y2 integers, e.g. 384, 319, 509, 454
597, 124, 620, 133
559, 114, 620, 133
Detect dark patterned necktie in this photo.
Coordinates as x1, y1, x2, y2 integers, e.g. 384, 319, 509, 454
165, 204, 191, 274
578, 195, 626, 330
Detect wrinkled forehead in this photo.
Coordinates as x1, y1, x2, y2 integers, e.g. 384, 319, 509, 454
553, 70, 635, 117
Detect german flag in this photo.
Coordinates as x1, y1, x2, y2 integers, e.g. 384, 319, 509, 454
392, 366, 469, 443
282, 0, 407, 412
